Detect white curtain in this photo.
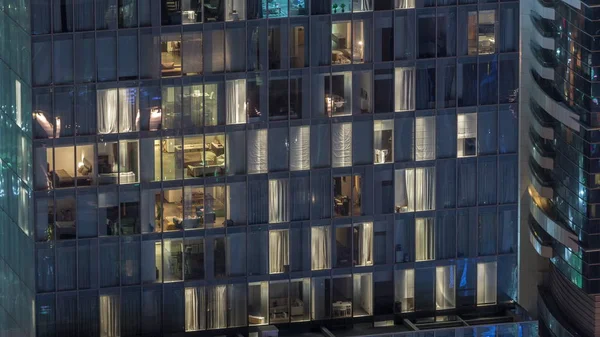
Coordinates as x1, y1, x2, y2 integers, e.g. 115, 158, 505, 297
269, 230, 289, 274
185, 287, 206, 331
248, 129, 268, 174
415, 116, 435, 161
353, 274, 373, 316
394, 269, 414, 312
100, 294, 120, 337
207, 285, 227, 329
477, 262, 497, 305
394, 169, 414, 212
436, 266, 456, 310
311, 227, 330, 270
415, 167, 435, 211
395, 0, 415, 8
290, 126, 310, 171
269, 179, 289, 223
355, 0, 372, 11
415, 218, 434, 261
118, 88, 138, 133
332, 123, 352, 167
395, 67, 415, 111
457, 113, 477, 157
97, 89, 118, 134
226, 79, 247, 125
358, 223, 373, 266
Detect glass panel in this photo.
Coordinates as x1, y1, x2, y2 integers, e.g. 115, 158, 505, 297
161, 33, 182, 76
269, 281, 290, 323
415, 217, 434, 261
248, 282, 269, 325
311, 226, 331, 270
394, 269, 415, 312
353, 273, 373, 316
332, 277, 352, 318
435, 265, 456, 310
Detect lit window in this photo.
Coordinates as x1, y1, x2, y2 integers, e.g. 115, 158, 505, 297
226, 79, 247, 125
353, 273, 373, 317
394, 167, 435, 213
352, 0, 373, 12
477, 261, 497, 305
326, 72, 353, 116
97, 140, 139, 185
374, 120, 394, 164
247, 129, 268, 174
269, 229, 289, 273
435, 265, 456, 310
311, 226, 331, 270
185, 287, 206, 331
332, 123, 352, 167
415, 116, 435, 161
394, 269, 415, 312
97, 88, 139, 134
207, 285, 227, 329
354, 222, 373, 266
332, 21, 352, 65
478, 10, 496, 55
161, 33, 182, 76
395, 67, 416, 111
269, 179, 289, 223
457, 113, 477, 157
395, 0, 415, 9
290, 126, 310, 171
100, 294, 120, 337
248, 281, 269, 325
415, 217, 434, 261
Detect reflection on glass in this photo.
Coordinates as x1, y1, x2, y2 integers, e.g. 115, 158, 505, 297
478, 10, 496, 55
163, 238, 183, 282
332, 0, 351, 13
263, 0, 288, 17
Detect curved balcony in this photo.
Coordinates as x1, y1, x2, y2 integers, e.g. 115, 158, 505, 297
533, 0, 555, 19
535, 0, 556, 8
529, 193, 579, 252
529, 99, 555, 140
530, 11, 555, 50
530, 69, 580, 131
530, 128, 554, 170
538, 287, 582, 337
529, 158, 554, 198
530, 40, 555, 79
529, 215, 553, 258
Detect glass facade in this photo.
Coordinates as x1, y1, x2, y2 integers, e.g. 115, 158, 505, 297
0, 0, 35, 336
527, 0, 600, 333
0, 0, 527, 336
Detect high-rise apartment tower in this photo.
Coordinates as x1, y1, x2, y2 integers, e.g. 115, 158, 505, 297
0, 0, 536, 336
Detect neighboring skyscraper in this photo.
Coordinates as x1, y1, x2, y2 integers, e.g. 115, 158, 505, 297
525, 0, 600, 335
0, 0, 536, 336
